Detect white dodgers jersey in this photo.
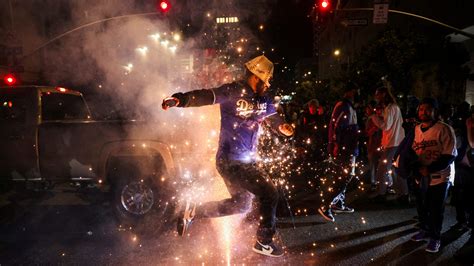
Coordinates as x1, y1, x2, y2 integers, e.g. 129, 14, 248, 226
412, 121, 457, 185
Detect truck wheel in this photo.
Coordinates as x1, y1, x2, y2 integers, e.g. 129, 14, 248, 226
116, 177, 155, 217
111, 165, 174, 234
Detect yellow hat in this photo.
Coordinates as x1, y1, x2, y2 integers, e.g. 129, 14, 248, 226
245, 55, 274, 87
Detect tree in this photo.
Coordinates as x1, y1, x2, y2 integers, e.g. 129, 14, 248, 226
348, 29, 426, 98
347, 28, 470, 104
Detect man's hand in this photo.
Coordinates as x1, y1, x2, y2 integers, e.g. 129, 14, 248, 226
162, 97, 180, 110
278, 123, 294, 137
419, 166, 429, 177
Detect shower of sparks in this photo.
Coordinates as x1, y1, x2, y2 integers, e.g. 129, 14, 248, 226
255, 117, 365, 217
215, 215, 243, 266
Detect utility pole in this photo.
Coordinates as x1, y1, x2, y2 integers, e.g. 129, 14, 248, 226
8, 0, 15, 31
312, 14, 321, 79
337, 8, 474, 39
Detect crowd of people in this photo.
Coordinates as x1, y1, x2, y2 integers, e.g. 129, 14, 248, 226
285, 82, 474, 254
163, 55, 473, 257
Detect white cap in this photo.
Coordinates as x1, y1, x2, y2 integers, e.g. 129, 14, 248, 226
244, 55, 274, 87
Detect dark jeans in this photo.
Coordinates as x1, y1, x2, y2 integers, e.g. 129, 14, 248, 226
415, 181, 450, 240
453, 165, 474, 227
195, 159, 279, 244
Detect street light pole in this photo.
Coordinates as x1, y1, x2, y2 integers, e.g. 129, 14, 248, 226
336, 8, 474, 39
21, 12, 159, 61
8, 0, 15, 31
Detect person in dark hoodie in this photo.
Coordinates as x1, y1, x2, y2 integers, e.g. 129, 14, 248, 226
318, 82, 359, 222
162, 55, 293, 257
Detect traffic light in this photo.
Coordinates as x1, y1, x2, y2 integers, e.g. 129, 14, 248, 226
157, 0, 170, 13
3, 73, 17, 86
319, 0, 330, 11
315, 0, 332, 22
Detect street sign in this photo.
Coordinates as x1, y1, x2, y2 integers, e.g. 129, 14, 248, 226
341, 18, 368, 26
373, 3, 389, 24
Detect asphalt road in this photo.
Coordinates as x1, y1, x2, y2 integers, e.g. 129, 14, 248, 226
0, 183, 473, 265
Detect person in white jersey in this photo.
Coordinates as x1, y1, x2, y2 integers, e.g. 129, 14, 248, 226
410, 97, 457, 253
370, 86, 407, 202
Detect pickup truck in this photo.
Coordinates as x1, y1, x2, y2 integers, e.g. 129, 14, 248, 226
0, 85, 177, 229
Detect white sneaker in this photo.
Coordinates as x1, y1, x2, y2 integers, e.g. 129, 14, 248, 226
252, 241, 284, 257
176, 201, 196, 236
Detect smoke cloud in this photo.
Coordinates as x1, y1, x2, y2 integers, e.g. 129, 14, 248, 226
25, 0, 276, 262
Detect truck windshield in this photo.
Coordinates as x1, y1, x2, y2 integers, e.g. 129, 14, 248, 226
41, 92, 90, 121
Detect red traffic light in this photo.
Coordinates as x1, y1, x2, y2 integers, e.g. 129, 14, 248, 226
158, 0, 170, 12
3, 73, 17, 86
320, 0, 330, 10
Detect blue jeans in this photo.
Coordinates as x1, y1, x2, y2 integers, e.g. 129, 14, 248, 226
325, 155, 356, 208
376, 146, 409, 196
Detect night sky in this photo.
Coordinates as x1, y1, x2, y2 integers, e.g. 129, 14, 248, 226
266, 0, 315, 64
169, 0, 315, 65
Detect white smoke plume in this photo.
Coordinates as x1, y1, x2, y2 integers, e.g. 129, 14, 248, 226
24, 0, 277, 263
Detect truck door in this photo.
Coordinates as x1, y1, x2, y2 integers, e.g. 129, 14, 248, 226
0, 87, 40, 180
38, 90, 97, 180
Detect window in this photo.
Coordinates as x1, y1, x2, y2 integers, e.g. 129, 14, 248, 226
0, 93, 27, 124
41, 92, 89, 121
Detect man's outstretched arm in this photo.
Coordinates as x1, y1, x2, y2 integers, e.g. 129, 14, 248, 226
162, 89, 215, 110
